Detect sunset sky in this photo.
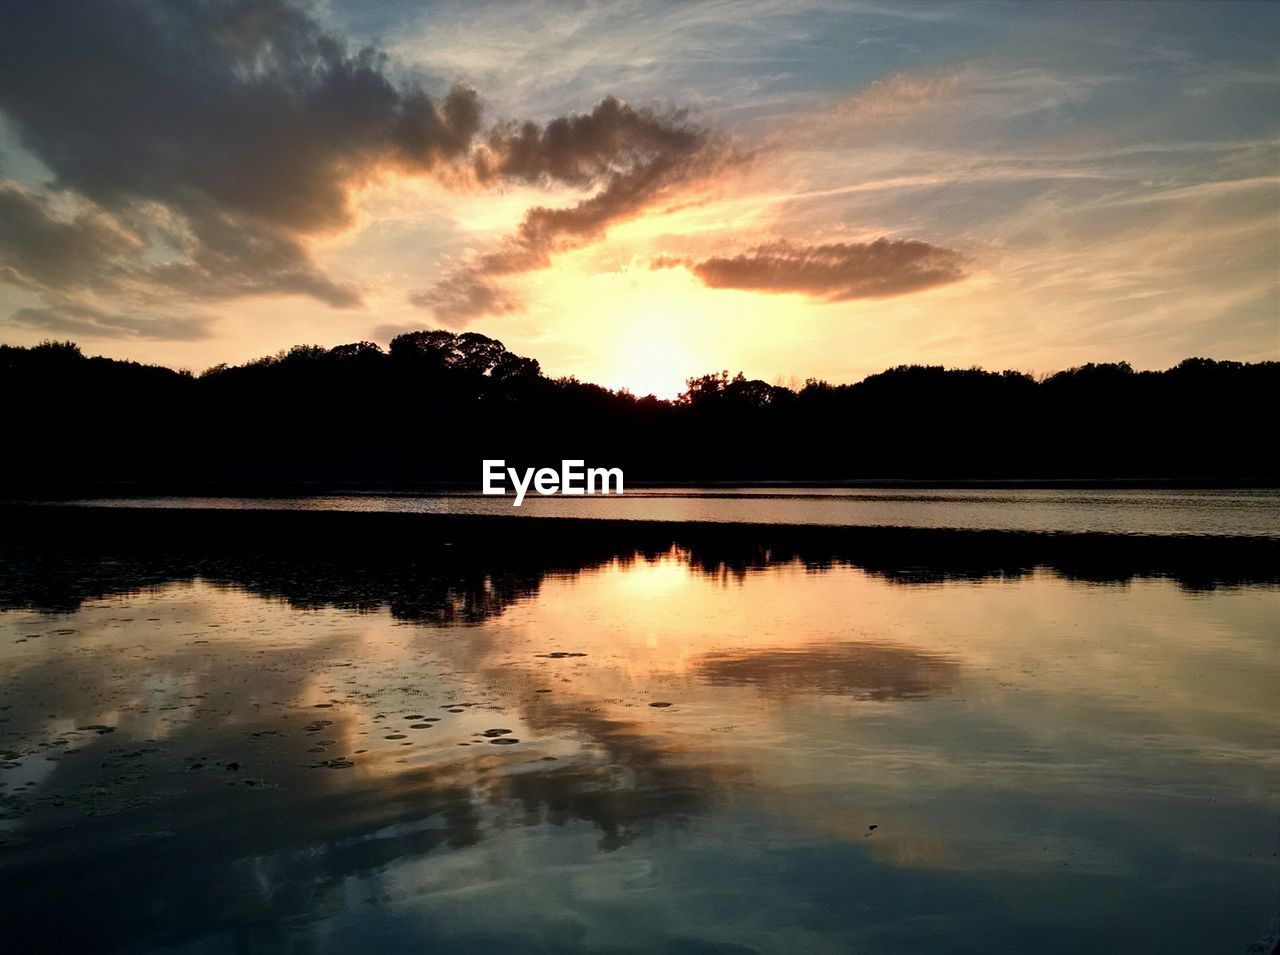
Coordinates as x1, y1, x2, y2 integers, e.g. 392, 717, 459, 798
0, 0, 1276, 397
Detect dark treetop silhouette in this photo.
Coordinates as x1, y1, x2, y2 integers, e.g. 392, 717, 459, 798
2, 333, 1275, 486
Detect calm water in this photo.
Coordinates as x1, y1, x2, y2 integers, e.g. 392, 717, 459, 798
69, 487, 1280, 537
1, 537, 1277, 951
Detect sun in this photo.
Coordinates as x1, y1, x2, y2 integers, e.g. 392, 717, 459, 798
608, 326, 697, 400
522, 235, 829, 399
533, 262, 717, 399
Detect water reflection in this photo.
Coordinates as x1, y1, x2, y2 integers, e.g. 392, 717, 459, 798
0, 511, 1277, 951
70, 486, 1280, 537
694, 643, 960, 701
0, 605, 747, 949
3, 506, 1277, 623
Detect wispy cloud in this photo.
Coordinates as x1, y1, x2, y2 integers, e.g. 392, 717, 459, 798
6, 303, 215, 341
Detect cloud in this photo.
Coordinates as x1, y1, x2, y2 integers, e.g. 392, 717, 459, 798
0, 3, 742, 329
6, 303, 214, 341
410, 274, 523, 326
0, 178, 361, 307
0, 183, 139, 292
143, 210, 363, 307
0, 0, 481, 233
782, 66, 1112, 153
474, 96, 707, 187
412, 96, 739, 324
0, 0, 481, 311
654, 238, 967, 301
826, 70, 964, 129
694, 641, 961, 701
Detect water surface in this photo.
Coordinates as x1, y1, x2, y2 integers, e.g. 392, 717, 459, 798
1, 529, 1276, 952
71, 487, 1280, 537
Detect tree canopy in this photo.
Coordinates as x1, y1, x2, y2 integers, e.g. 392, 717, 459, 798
2, 333, 1275, 485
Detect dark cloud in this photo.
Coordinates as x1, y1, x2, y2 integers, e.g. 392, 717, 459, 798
0, 2, 740, 329
412, 97, 738, 324
0, 0, 480, 233
0, 183, 139, 292
0, 0, 480, 311
0, 179, 360, 307
655, 238, 967, 301
145, 210, 362, 307
474, 96, 706, 187
7, 303, 214, 341
412, 275, 523, 327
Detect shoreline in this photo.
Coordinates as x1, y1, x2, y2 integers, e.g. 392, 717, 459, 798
2, 476, 1278, 499
4, 503, 1277, 599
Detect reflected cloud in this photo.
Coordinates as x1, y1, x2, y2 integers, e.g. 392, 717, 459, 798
694, 642, 960, 701
503, 703, 747, 851
0, 606, 743, 949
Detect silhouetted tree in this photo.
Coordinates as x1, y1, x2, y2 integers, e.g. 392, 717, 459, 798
0, 334, 1274, 486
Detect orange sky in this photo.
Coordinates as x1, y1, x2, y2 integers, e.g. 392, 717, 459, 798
0, 1, 1276, 397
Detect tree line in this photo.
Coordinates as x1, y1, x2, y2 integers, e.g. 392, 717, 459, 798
2, 331, 1275, 485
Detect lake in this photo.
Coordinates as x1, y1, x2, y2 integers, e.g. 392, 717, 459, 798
0, 505, 1276, 952
69, 486, 1280, 537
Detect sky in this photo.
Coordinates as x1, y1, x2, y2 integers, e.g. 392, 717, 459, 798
0, 0, 1276, 397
